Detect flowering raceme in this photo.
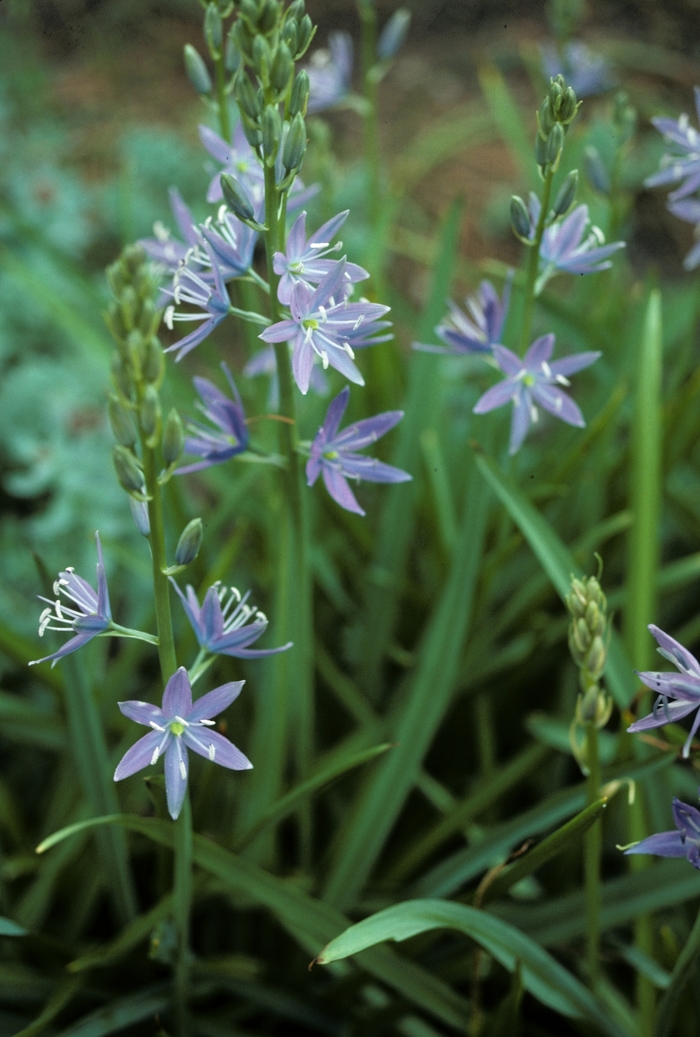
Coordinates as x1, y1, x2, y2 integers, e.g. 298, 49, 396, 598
114, 667, 251, 820
627, 624, 700, 758
473, 334, 600, 455
306, 387, 411, 515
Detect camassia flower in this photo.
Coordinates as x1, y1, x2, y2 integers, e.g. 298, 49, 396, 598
171, 579, 292, 659
624, 798, 700, 869
139, 188, 201, 275
306, 32, 353, 113
645, 88, 700, 201
415, 277, 511, 356
627, 624, 700, 758
163, 243, 230, 360
526, 198, 625, 293
473, 334, 600, 455
259, 259, 390, 394
273, 210, 368, 305
30, 532, 112, 667
306, 386, 411, 516
177, 362, 249, 474
114, 667, 251, 820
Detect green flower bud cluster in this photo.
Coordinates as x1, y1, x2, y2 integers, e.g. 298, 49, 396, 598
535, 74, 580, 175
566, 573, 613, 731
105, 246, 184, 504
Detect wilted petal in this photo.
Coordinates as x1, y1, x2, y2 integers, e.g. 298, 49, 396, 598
183, 728, 253, 769
187, 681, 245, 722
162, 667, 193, 720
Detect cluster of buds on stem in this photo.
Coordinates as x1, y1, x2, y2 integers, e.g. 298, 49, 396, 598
535, 74, 579, 176
105, 246, 200, 571
566, 570, 613, 773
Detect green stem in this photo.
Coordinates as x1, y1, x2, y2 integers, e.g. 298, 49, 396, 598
142, 443, 177, 681
173, 791, 193, 1037
518, 166, 554, 354
214, 51, 231, 144
584, 722, 601, 989
358, 0, 380, 231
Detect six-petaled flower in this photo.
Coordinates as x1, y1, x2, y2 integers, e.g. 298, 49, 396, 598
627, 624, 700, 758
624, 798, 700, 870
305, 32, 353, 113
306, 386, 411, 516
30, 532, 112, 668
415, 277, 512, 356
473, 334, 600, 455
524, 198, 625, 293
645, 87, 700, 202
177, 362, 249, 474
259, 260, 390, 394
163, 243, 231, 360
114, 667, 252, 820
273, 210, 368, 305
171, 579, 292, 659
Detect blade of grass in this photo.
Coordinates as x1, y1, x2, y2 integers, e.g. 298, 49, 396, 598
13, 977, 83, 1037
324, 450, 490, 909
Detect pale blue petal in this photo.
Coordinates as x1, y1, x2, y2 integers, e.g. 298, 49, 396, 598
162, 667, 193, 720
114, 729, 169, 781
187, 681, 245, 722
183, 728, 253, 769
164, 739, 189, 820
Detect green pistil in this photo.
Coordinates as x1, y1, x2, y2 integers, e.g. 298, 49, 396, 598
170, 721, 185, 736
324, 450, 339, 460
523, 373, 535, 386
303, 318, 319, 331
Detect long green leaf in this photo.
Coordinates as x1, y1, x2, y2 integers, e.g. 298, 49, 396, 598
38, 816, 468, 1029
315, 900, 629, 1037
472, 447, 637, 707
359, 197, 464, 699
68, 894, 173, 973
324, 451, 490, 909
14, 977, 83, 1037
55, 985, 170, 1037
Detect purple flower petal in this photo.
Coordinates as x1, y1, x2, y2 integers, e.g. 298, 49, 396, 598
508, 389, 532, 455
627, 699, 699, 732
492, 345, 523, 378
162, 667, 193, 720
322, 465, 365, 515
332, 410, 404, 451
473, 379, 518, 414
114, 729, 169, 781
650, 624, 700, 676
549, 351, 601, 377
530, 384, 585, 427
187, 681, 245, 722
182, 728, 253, 770
524, 334, 555, 370
118, 700, 167, 728
164, 739, 189, 820
624, 831, 688, 859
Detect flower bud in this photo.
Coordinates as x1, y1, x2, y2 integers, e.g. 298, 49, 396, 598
584, 146, 610, 195
572, 617, 591, 654
252, 35, 271, 81
108, 395, 137, 448
270, 41, 293, 95
552, 169, 578, 217
549, 75, 565, 107
289, 69, 310, 117
538, 96, 556, 139
262, 105, 282, 163
204, 3, 223, 56
546, 122, 565, 167
235, 72, 262, 122
162, 408, 185, 465
282, 112, 306, 173
535, 130, 550, 169
584, 635, 606, 680
288, 0, 305, 21
510, 195, 532, 242
258, 0, 280, 33
240, 0, 259, 23
111, 355, 133, 400
138, 298, 158, 337
225, 30, 242, 74
240, 119, 263, 150
282, 18, 299, 56
377, 8, 411, 60
175, 518, 204, 567
184, 44, 212, 96
142, 337, 164, 385
232, 18, 255, 62
585, 600, 605, 637
113, 445, 145, 495
559, 87, 578, 125
296, 14, 314, 57
129, 496, 151, 537
221, 173, 255, 221
140, 384, 161, 440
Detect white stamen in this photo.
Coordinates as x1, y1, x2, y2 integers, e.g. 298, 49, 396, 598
174, 715, 190, 727
151, 747, 160, 765
164, 305, 175, 330
149, 721, 165, 732
555, 374, 571, 387
208, 743, 216, 761
541, 361, 552, 378
530, 403, 539, 423
200, 719, 216, 726
179, 760, 187, 779
321, 350, 329, 369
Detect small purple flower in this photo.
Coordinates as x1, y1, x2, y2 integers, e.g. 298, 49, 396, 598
177, 363, 249, 474
163, 243, 231, 360
306, 32, 353, 113
306, 387, 411, 516
540, 41, 613, 98
273, 210, 368, 305
627, 625, 700, 758
139, 188, 202, 275
195, 206, 258, 280
415, 277, 512, 356
259, 259, 390, 394
666, 197, 700, 270
114, 667, 251, 820
30, 532, 112, 668
171, 580, 292, 660
526, 197, 625, 292
244, 344, 329, 409
473, 334, 600, 455
624, 798, 700, 869
645, 88, 700, 202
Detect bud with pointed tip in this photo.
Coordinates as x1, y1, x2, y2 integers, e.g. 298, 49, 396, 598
129, 496, 151, 537
204, 3, 223, 56
262, 105, 282, 163
184, 44, 212, 96
163, 408, 185, 465
377, 8, 411, 60
108, 396, 137, 448
289, 69, 310, 117
538, 96, 556, 139
111, 355, 133, 400
175, 518, 204, 567
282, 18, 298, 56
270, 41, 293, 95
142, 338, 164, 385
252, 35, 271, 81
225, 30, 241, 74
510, 195, 532, 242
296, 14, 314, 57
552, 169, 578, 217
140, 385, 161, 441
559, 86, 578, 125
113, 446, 146, 495
221, 173, 255, 221
545, 122, 565, 168
235, 72, 262, 122
282, 112, 306, 173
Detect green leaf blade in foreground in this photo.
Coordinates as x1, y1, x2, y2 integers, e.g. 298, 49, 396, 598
315, 899, 630, 1037
472, 447, 637, 707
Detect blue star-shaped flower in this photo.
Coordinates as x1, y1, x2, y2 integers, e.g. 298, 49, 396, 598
177, 362, 249, 474
171, 580, 292, 660
273, 210, 368, 306
645, 88, 700, 202
627, 624, 700, 758
625, 797, 700, 869
415, 276, 512, 356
